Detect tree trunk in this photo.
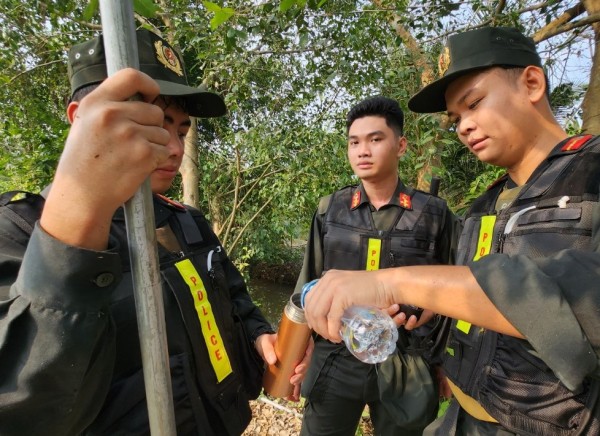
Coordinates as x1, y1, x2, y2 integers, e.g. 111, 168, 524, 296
372, 0, 440, 192
582, 0, 600, 133
181, 118, 200, 208
208, 194, 225, 237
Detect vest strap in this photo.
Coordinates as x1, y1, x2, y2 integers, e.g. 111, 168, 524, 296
175, 210, 204, 245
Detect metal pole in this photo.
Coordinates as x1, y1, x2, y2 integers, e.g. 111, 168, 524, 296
98, 1, 176, 434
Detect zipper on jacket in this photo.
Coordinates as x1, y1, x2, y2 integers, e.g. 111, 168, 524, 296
207, 246, 222, 279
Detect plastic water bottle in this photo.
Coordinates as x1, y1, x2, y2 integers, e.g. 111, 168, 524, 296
301, 279, 397, 364
340, 306, 398, 364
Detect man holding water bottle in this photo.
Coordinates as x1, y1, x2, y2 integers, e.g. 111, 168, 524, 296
304, 27, 600, 435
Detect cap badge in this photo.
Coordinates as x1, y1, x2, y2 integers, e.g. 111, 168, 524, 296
154, 40, 183, 77
438, 46, 451, 77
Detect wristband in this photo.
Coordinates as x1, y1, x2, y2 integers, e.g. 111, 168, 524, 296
300, 279, 319, 309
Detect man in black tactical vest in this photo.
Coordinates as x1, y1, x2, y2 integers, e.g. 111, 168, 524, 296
302, 27, 600, 435
295, 96, 458, 435
0, 29, 309, 435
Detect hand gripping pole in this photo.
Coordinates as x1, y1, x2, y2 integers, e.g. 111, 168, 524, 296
98, 1, 176, 434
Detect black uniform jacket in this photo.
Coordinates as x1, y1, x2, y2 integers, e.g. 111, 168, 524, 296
0, 193, 272, 435
449, 135, 600, 435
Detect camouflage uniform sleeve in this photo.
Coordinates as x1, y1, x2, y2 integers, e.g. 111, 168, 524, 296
0, 224, 122, 435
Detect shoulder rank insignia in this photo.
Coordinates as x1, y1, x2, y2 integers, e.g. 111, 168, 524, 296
399, 192, 412, 209
156, 193, 186, 211
351, 190, 361, 209
561, 134, 593, 152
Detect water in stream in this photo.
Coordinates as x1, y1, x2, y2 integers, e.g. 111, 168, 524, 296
248, 278, 295, 328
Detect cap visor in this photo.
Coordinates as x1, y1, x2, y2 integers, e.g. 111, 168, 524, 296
156, 80, 226, 118
408, 67, 486, 113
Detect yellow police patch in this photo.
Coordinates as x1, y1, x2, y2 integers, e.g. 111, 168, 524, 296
175, 259, 233, 382
473, 215, 496, 261
365, 238, 382, 271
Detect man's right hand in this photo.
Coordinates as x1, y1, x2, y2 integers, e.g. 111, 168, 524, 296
41, 69, 170, 250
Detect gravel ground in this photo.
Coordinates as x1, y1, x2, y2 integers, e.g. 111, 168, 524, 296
243, 396, 374, 436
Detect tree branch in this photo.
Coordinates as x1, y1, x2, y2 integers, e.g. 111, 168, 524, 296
228, 195, 274, 255
533, 12, 600, 42
221, 148, 242, 247
225, 168, 283, 195
5, 59, 63, 85
532, 1, 587, 42
423, 1, 554, 43
492, 0, 507, 26
371, 0, 434, 85
249, 46, 324, 56
515, 1, 552, 15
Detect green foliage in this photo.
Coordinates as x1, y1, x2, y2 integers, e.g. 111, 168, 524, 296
134, 0, 161, 17
203, 1, 235, 29
0, 0, 595, 268
0, 0, 79, 192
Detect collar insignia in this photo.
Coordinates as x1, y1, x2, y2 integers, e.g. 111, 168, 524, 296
399, 192, 412, 210
154, 40, 184, 77
351, 191, 361, 209
438, 46, 451, 77
156, 193, 186, 211
561, 134, 593, 152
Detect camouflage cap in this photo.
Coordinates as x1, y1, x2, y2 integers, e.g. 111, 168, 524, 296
408, 27, 542, 113
68, 29, 226, 117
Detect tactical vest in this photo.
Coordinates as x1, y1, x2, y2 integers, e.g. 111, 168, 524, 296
0, 192, 263, 436
301, 184, 450, 401
443, 135, 600, 435
322, 185, 448, 272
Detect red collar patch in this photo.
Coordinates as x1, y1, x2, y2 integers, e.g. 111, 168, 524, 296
351, 190, 361, 209
156, 193, 186, 211
399, 192, 412, 209
561, 134, 593, 152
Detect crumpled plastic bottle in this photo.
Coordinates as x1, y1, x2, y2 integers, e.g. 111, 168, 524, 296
340, 306, 398, 364
301, 279, 398, 364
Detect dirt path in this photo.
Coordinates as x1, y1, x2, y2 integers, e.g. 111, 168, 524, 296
243, 396, 374, 435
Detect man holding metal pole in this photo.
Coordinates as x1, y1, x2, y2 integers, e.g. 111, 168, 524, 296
0, 29, 309, 435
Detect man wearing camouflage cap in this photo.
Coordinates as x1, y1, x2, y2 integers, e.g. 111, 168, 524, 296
0, 29, 309, 435
302, 26, 600, 434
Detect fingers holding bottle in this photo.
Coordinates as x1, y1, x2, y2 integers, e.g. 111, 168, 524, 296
304, 269, 399, 342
